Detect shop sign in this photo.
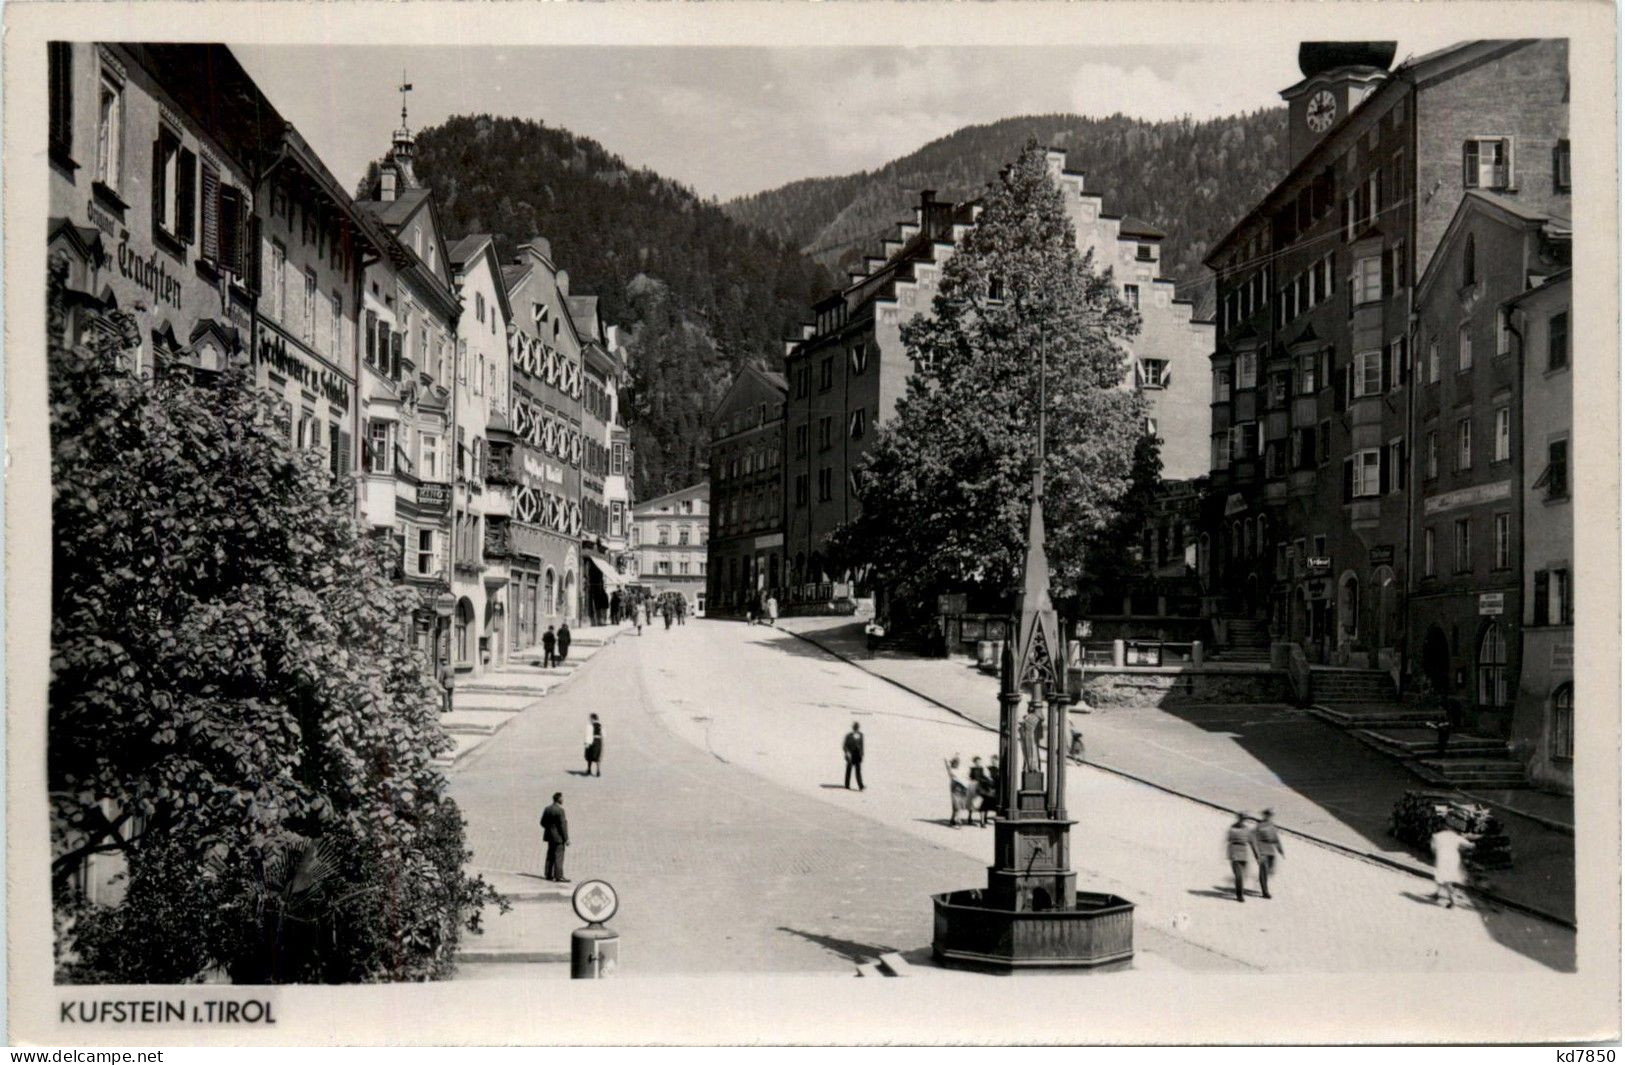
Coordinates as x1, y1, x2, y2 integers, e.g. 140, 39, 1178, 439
254, 325, 351, 407
1423, 480, 1512, 516
1306, 556, 1332, 576
417, 482, 451, 511
510, 522, 551, 559
519, 451, 564, 487
1224, 493, 1248, 516
1369, 545, 1395, 565
1478, 592, 1505, 616
937, 593, 967, 615
115, 237, 184, 309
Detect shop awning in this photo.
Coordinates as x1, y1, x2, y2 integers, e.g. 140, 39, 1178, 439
586, 554, 627, 589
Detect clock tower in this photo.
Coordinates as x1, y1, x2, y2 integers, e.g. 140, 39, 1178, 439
1281, 41, 1397, 168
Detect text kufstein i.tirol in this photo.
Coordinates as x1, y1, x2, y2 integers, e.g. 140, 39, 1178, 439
60, 998, 277, 1025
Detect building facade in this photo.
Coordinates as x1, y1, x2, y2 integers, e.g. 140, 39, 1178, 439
1509, 271, 1572, 789
449, 234, 514, 671
630, 484, 709, 612
570, 295, 627, 625
707, 366, 788, 616
1410, 192, 1570, 741
1201, 39, 1569, 676
603, 324, 635, 586
501, 239, 586, 649
356, 121, 467, 672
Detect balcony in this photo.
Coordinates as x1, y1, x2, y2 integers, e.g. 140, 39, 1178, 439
486, 446, 517, 487
484, 519, 513, 560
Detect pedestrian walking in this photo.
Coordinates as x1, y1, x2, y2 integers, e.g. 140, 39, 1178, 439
1435, 697, 1463, 757
945, 756, 971, 827
557, 622, 572, 664
766, 595, 778, 627
583, 713, 604, 777
677, 599, 686, 626
1251, 808, 1284, 899
634, 602, 646, 635
1068, 727, 1086, 765
842, 722, 865, 790
1430, 822, 1473, 908
542, 625, 557, 668
745, 603, 756, 625
540, 792, 570, 883
663, 605, 672, 630
1225, 812, 1254, 902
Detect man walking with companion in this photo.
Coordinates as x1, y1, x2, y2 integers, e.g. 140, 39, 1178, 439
542, 624, 557, 668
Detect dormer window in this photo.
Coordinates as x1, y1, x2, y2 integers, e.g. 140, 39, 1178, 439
381, 168, 397, 201
1463, 233, 1477, 287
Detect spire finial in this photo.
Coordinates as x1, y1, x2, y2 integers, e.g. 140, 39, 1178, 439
399, 72, 413, 132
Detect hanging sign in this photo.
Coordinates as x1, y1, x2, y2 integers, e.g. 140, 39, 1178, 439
1478, 592, 1505, 616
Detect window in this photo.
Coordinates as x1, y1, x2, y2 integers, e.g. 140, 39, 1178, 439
420, 432, 442, 480
1555, 568, 1572, 624
794, 424, 808, 456
1425, 430, 1439, 479
1457, 418, 1473, 471
1353, 350, 1383, 398
416, 528, 437, 577
1423, 527, 1436, 576
817, 467, 832, 502
1477, 623, 1508, 708
48, 42, 72, 163
476, 292, 486, 323
1548, 311, 1569, 370
1428, 341, 1440, 383
849, 344, 869, 374
1124, 284, 1140, 310
303, 270, 318, 345
1236, 352, 1257, 390
610, 501, 624, 536
819, 358, 833, 391
1351, 449, 1381, 497
1463, 232, 1477, 286
330, 292, 344, 359
655, 561, 671, 576
1137, 358, 1168, 389
1458, 325, 1473, 372
95, 70, 124, 193
268, 240, 287, 322
1494, 406, 1510, 462
366, 420, 393, 474
1551, 684, 1573, 761
1553, 139, 1571, 192
678, 527, 690, 546
1354, 256, 1383, 304
1390, 239, 1407, 290
849, 408, 866, 439
1493, 512, 1510, 569
1389, 439, 1406, 493
1213, 368, 1231, 401
1388, 337, 1407, 391
296, 409, 316, 450
153, 127, 185, 238
1454, 518, 1471, 573
1535, 439, 1569, 499
657, 526, 670, 546
794, 474, 808, 506
1296, 353, 1317, 395
1269, 372, 1288, 406
1317, 420, 1331, 467
818, 417, 832, 451
1463, 137, 1512, 190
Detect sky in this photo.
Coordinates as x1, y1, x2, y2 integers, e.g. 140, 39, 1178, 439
234, 42, 1459, 202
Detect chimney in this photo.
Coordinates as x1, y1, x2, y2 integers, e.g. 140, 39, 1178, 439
919, 189, 941, 239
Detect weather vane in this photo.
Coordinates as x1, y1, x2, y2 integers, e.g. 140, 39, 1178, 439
399, 71, 413, 131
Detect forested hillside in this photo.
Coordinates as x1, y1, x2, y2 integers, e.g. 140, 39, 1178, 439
390, 115, 835, 498
725, 110, 1288, 307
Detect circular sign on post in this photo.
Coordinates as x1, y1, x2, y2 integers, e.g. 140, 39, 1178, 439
572, 879, 619, 924
433, 592, 457, 618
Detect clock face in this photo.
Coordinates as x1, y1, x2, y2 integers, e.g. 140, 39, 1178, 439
1306, 90, 1337, 133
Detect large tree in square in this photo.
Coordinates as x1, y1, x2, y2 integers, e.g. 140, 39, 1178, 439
829, 140, 1149, 624
46, 255, 499, 983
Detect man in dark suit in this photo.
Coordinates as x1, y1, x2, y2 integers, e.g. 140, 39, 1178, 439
541, 792, 570, 883
843, 722, 865, 790
557, 622, 572, 664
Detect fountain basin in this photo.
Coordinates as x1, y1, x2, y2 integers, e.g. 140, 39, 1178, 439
932, 889, 1134, 970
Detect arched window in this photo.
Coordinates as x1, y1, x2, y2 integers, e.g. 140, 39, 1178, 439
455, 598, 475, 664
1550, 684, 1573, 761
1463, 232, 1477, 286
543, 568, 556, 618
1477, 623, 1508, 708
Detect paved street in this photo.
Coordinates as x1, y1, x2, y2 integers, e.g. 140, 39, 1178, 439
449, 618, 1573, 977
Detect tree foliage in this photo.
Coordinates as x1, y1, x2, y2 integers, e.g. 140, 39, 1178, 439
48, 258, 501, 983
829, 142, 1148, 621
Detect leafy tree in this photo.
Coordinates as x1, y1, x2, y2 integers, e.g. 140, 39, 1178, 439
1076, 429, 1165, 609
47, 256, 501, 983
829, 141, 1148, 625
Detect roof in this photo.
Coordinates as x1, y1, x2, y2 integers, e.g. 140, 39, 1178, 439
501, 263, 531, 291
361, 186, 431, 228
633, 482, 710, 514
448, 234, 492, 267
1415, 189, 1572, 301
1118, 216, 1166, 241
1502, 267, 1572, 308
760, 370, 788, 391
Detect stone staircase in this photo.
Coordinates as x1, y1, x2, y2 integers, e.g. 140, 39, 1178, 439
1212, 618, 1271, 663
1311, 709, 1531, 790
1308, 666, 1396, 703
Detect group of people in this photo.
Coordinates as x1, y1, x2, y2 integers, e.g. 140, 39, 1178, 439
628, 597, 688, 635
945, 754, 1000, 828
540, 622, 573, 669
1224, 810, 1285, 901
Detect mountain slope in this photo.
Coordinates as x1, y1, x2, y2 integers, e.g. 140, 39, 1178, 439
725, 110, 1288, 305
394, 114, 835, 499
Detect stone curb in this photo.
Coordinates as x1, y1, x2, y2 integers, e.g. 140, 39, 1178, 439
783, 626, 1576, 933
